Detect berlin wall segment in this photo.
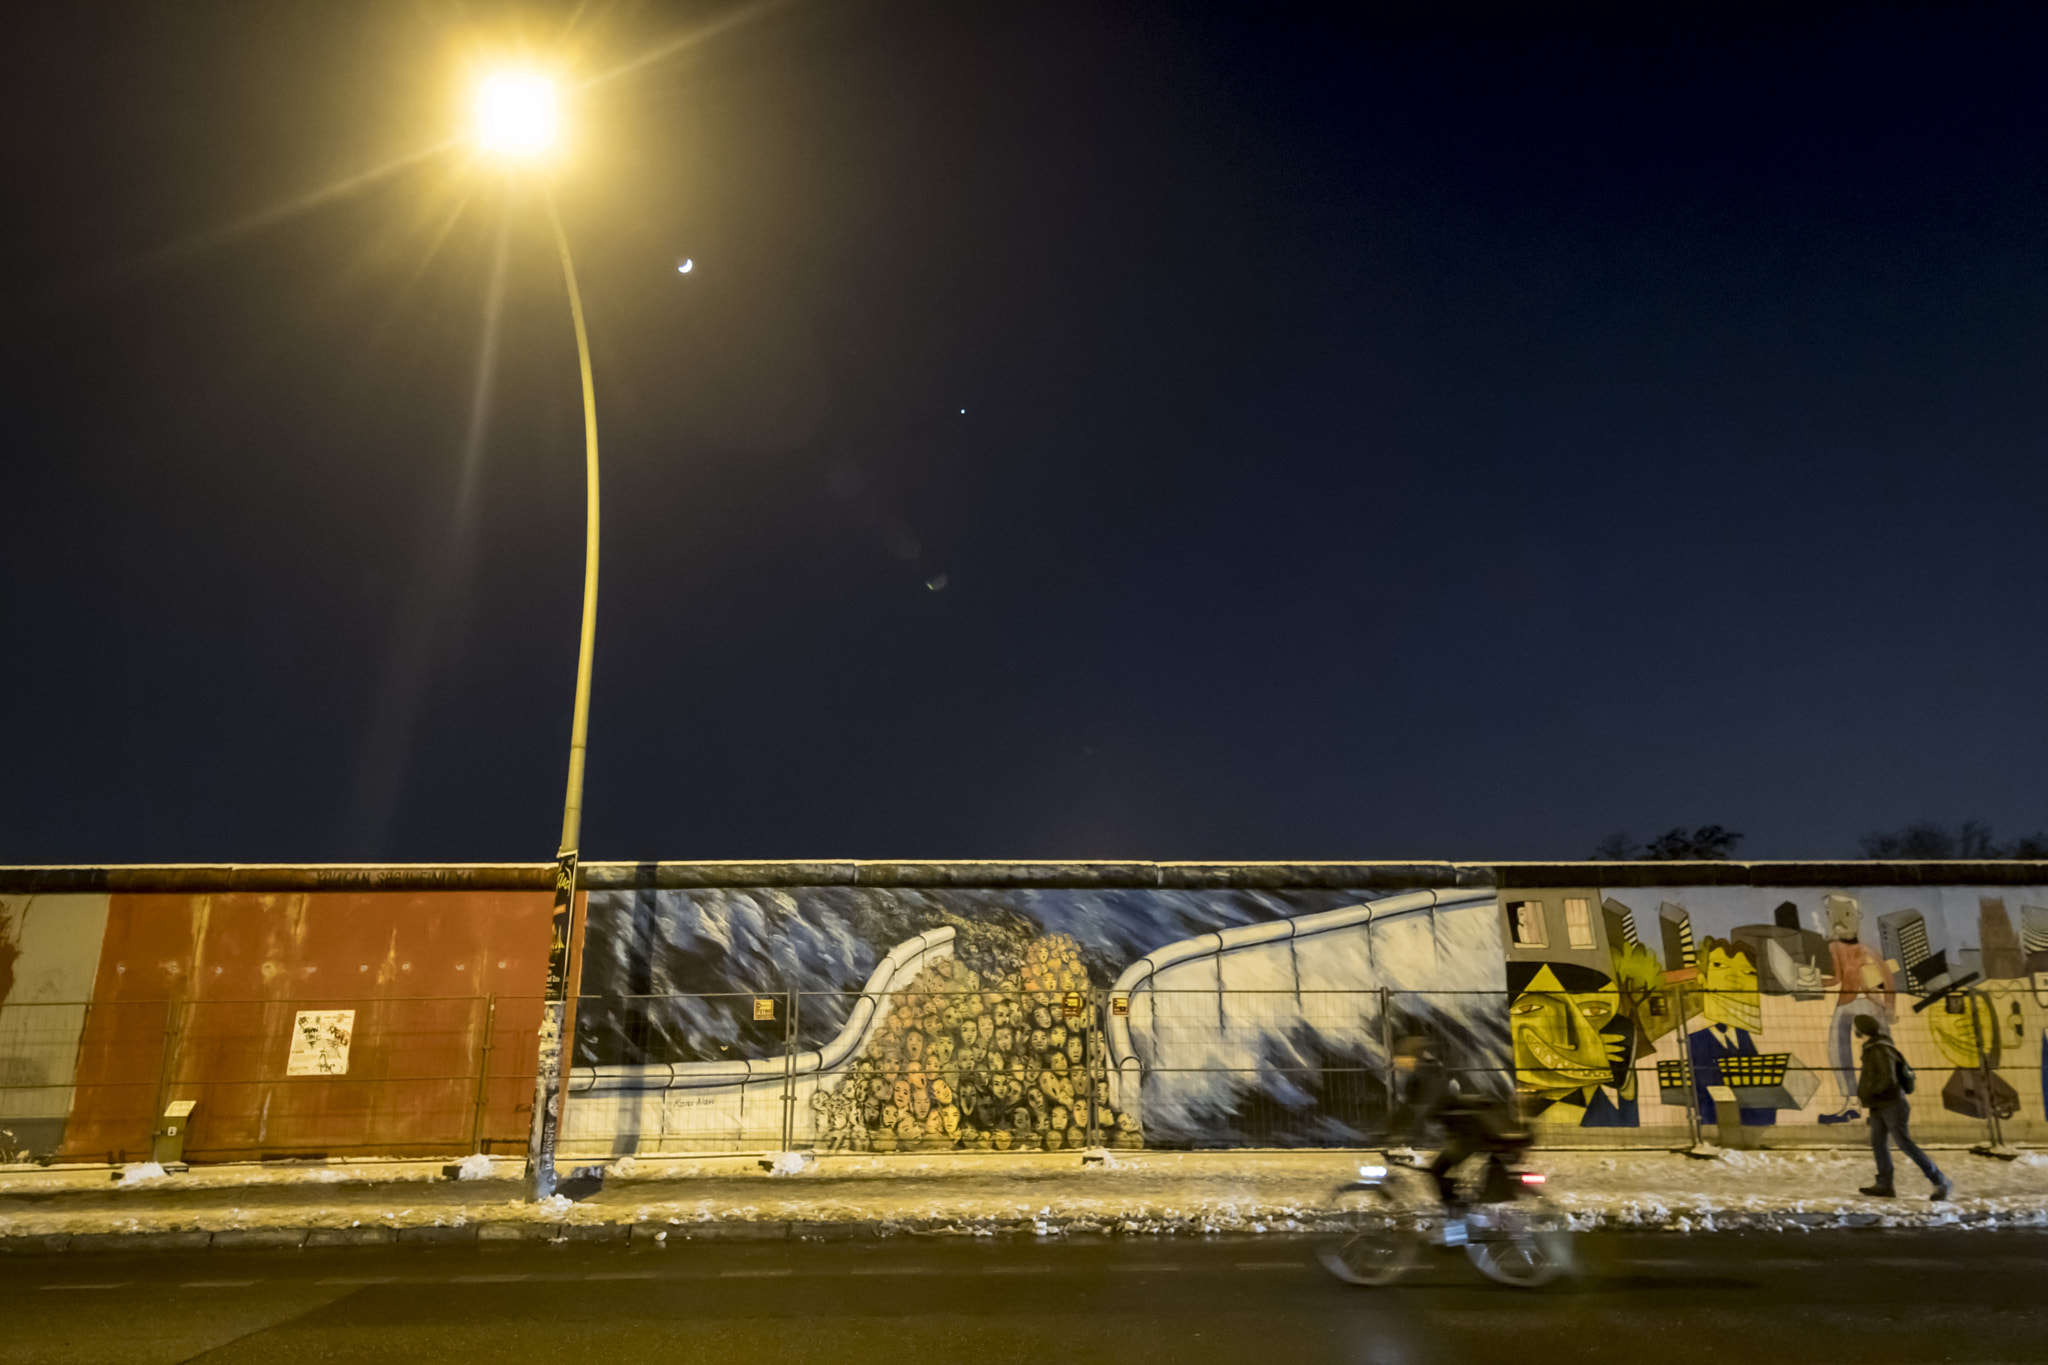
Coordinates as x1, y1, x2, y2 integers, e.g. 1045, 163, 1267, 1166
3, 861, 2047, 1165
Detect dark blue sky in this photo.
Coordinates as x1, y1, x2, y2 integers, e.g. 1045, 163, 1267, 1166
5, 4, 2047, 865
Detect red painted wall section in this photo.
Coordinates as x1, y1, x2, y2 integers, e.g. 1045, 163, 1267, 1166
62, 890, 553, 1163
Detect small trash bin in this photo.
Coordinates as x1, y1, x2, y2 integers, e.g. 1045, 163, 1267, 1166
153, 1100, 196, 1169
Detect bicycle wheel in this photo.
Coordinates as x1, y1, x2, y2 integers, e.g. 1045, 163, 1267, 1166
1465, 1194, 1573, 1288
1319, 1183, 1424, 1287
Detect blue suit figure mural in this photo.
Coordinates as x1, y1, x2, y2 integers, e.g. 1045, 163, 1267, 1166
1688, 1020, 1777, 1127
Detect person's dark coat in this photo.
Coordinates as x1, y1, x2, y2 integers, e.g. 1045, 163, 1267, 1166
1857, 1032, 1907, 1108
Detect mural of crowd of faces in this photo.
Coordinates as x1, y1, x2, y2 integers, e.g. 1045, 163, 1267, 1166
806, 935, 1140, 1152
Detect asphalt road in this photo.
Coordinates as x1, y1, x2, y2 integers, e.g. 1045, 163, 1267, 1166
0, 1229, 2041, 1365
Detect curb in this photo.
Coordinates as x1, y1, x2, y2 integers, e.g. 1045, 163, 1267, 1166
3, 1206, 2043, 1254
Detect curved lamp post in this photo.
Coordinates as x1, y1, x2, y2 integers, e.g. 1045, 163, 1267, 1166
475, 71, 599, 1201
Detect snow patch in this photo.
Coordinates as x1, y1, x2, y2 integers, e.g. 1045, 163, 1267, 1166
452, 1154, 494, 1181
115, 1162, 168, 1187
766, 1151, 815, 1176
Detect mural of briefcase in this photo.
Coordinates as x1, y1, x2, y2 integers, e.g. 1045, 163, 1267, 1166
1723, 1053, 1819, 1112
1941, 1066, 2020, 1120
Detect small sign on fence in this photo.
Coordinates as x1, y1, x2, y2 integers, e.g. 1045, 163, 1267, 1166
753, 997, 777, 1021
1061, 991, 1084, 1020
286, 1010, 354, 1076
1111, 995, 1129, 1017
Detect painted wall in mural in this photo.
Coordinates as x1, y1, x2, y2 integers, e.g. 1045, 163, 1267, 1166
1497, 884, 2048, 1140
562, 884, 1505, 1155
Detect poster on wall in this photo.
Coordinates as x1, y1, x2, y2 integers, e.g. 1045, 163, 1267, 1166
285, 1010, 355, 1076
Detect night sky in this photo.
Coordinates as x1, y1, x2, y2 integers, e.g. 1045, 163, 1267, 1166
6, 4, 2048, 866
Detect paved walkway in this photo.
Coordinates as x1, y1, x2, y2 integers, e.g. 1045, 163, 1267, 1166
2, 1147, 2044, 1250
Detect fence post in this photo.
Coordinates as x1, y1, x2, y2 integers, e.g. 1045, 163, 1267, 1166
148, 995, 185, 1165
1676, 984, 1706, 1153
779, 988, 798, 1153
1378, 987, 1394, 1142
1966, 987, 2013, 1157
470, 995, 499, 1154
1085, 988, 1101, 1151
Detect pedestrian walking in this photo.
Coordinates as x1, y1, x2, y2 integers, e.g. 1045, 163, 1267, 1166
1854, 1013, 1950, 1201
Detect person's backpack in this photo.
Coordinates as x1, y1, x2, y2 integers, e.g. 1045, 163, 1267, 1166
1892, 1045, 1916, 1096
1876, 1040, 1916, 1097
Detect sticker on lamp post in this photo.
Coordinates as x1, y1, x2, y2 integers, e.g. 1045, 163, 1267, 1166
286, 1010, 355, 1076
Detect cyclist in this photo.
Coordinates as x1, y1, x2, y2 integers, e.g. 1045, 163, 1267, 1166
1386, 1034, 1525, 1207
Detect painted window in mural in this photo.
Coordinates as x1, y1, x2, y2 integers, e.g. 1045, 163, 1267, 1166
1563, 898, 1595, 950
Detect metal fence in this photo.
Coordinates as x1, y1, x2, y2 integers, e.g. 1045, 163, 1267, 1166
555, 981, 2044, 1159
0, 995, 542, 1165
5, 980, 2037, 1165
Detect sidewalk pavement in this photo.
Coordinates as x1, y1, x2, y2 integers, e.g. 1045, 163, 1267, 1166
3, 1146, 2045, 1252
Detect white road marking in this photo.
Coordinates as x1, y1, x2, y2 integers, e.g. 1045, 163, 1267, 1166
1236, 1261, 1306, 1270
183, 1280, 258, 1288
317, 1277, 398, 1285
1108, 1263, 1182, 1272
451, 1274, 528, 1283
584, 1271, 663, 1280
719, 1268, 793, 1278
980, 1265, 1051, 1274
851, 1267, 930, 1276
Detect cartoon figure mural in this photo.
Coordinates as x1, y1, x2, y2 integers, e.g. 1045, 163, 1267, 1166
1682, 937, 1815, 1129
1506, 959, 1635, 1125
1819, 893, 1895, 1125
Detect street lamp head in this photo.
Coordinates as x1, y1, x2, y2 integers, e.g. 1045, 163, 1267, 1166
475, 71, 558, 158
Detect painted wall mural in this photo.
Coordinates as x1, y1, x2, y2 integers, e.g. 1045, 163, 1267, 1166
562, 884, 1503, 1155
2, 867, 2044, 1164
1497, 884, 2048, 1141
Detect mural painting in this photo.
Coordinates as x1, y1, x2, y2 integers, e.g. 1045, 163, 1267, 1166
2, 868, 2044, 1163
1499, 884, 2048, 1142
562, 884, 1505, 1154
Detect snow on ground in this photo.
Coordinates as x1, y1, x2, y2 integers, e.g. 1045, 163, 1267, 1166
1, 1148, 2043, 1241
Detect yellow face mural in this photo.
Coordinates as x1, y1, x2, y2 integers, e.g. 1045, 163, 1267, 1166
1509, 963, 1626, 1097
1700, 941, 1762, 1033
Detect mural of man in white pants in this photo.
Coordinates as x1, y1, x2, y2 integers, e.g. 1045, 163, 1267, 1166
1819, 893, 1895, 1124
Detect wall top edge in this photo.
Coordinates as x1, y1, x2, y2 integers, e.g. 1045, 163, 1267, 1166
6, 858, 2048, 895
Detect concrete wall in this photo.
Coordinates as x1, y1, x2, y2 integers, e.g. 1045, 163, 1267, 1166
1, 861, 2043, 1163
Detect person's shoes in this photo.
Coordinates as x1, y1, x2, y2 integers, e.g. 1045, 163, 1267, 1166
1818, 1108, 1862, 1125
1859, 1181, 1895, 1198
1930, 1179, 1951, 1202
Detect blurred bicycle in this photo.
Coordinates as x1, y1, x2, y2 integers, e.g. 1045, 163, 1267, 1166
1319, 1036, 1573, 1288
1318, 1145, 1573, 1287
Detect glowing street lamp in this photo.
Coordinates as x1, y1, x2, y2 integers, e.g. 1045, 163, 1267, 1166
475, 71, 559, 157
473, 68, 600, 1202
